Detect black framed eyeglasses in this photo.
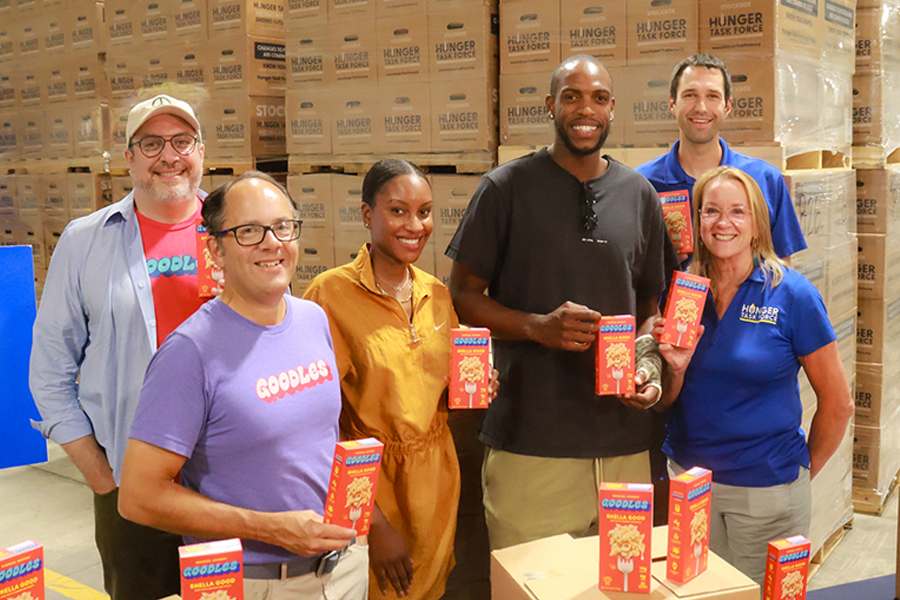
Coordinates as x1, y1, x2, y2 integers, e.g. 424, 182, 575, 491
215, 220, 303, 246
129, 133, 199, 158
581, 182, 599, 234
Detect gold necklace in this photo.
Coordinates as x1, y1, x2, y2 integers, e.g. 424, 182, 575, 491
375, 279, 413, 303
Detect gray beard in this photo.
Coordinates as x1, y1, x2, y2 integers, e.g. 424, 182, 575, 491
133, 171, 201, 205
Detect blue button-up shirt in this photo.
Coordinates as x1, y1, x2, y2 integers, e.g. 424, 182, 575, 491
29, 191, 204, 483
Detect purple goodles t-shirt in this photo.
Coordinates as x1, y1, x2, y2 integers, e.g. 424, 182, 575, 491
130, 296, 341, 564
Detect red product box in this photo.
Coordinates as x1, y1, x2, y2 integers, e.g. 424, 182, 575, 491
595, 315, 635, 395
763, 535, 811, 600
196, 219, 224, 298
179, 538, 243, 600
661, 272, 710, 349
599, 483, 653, 594
449, 327, 490, 409
667, 466, 712, 583
0, 541, 44, 600
659, 190, 693, 255
324, 438, 384, 535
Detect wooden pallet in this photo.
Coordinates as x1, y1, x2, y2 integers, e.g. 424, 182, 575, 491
2, 156, 111, 175
853, 474, 900, 516
104, 156, 289, 177
498, 144, 852, 172
852, 145, 900, 169
808, 519, 853, 581
288, 150, 496, 175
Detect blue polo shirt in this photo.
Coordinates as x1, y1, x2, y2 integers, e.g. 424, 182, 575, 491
663, 266, 835, 487
636, 139, 807, 263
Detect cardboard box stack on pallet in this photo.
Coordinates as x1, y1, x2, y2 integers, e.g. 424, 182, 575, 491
0, 0, 111, 300
284, 0, 499, 172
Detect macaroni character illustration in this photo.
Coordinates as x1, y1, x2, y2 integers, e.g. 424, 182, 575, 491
458, 355, 485, 408
608, 524, 645, 592
673, 297, 700, 346
781, 570, 805, 599
605, 343, 630, 394
690, 508, 708, 573
199, 591, 235, 600
345, 476, 374, 531
665, 211, 689, 251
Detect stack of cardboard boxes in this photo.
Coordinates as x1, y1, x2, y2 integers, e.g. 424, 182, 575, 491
852, 165, 900, 513
499, 0, 856, 155
284, 0, 499, 165
790, 169, 857, 552
104, 0, 287, 168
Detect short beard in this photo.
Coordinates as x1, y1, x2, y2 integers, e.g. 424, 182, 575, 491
555, 119, 610, 157
132, 162, 202, 206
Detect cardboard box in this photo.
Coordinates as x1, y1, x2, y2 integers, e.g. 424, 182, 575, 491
328, 0, 375, 23
622, 62, 678, 147
204, 94, 286, 160
333, 229, 370, 265
331, 174, 364, 235
450, 327, 491, 409
332, 85, 378, 155
0, 73, 13, 109
209, 0, 285, 38
0, 176, 15, 219
499, 70, 553, 147
825, 240, 857, 318
853, 412, 900, 498
178, 538, 243, 600
69, 2, 107, 56
762, 535, 810, 600
832, 309, 856, 390
851, 70, 900, 149
599, 483, 653, 594
209, 35, 286, 96
290, 234, 336, 295
857, 233, 900, 300
786, 170, 829, 253
822, 0, 855, 71
856, 295, 900, 366
46, 108, 74, 159
0, 110, 17, 159
45, 64, 71, 104
68, 172, 112, 217
20, 108, 45, 158
134, 50, 175, 92
16, 215, 46, 270
377, 0, 425, 17
499, 0, 560, 75
284, 0, 326, 29
18, 63, 43, 107
378, 82, 431, 153
855, 6, 900, 75
560, 0, 627, 67
667, 467, 712, 584
138, 0, 175, 44
0, 26, 12, 64
719, 58, 777, 146
659, 190, 692, 255
595, 315, 635, 395
107, 0, 138, 47
626, 0, 698, 66
15, 175, 40, 218
662, 272, 709, 350
41, 173, 68, 220
855, 362, 900, 428
287, 173, 335, 238
323, 438, 384, 535
43, 216, 69, 265
856, 167, 900, 235
172, 47, 209, 89
286, 25, 327, 86
44, 14, 69, 56
428, 5, 499, 82
174, 0, 208, 43
106, 55, 140, 100
111, 175, 135, 204
699, 0, 822, 61
430, 174, 478, 239
285, 88, 332, 154
430, 78, 498, 152
18, 19, 42, 59
329, 19, 376, 85
0, 540, 44, 600
376, 14, 429, 82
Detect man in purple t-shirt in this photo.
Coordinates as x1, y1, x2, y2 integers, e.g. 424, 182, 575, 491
118, 172, 368, 599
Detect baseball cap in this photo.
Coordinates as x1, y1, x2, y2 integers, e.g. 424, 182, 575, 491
126, 94, 201, 146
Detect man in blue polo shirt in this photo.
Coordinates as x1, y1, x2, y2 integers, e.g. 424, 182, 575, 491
636, 54, 806, 266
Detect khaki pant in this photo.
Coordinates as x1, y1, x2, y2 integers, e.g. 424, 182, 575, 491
243, 543, 369, 600
482, 448, 651, 550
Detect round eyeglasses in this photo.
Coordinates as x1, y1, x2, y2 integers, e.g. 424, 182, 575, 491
215, 220, 303, 246
129, 133, 199, 158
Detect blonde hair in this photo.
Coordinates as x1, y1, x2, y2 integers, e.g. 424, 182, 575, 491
689, 166, 785, 296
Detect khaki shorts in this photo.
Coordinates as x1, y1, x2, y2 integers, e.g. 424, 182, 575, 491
482, 448, 651, 550
243, 543, 369, 600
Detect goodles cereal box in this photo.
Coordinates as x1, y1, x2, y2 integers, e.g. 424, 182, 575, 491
449, 328, 491, 409
179, 538, 243, 600
595, 315, 635, 395
763, 535, 811, 600
0, 541, 44, 600
324, 438, 384, 535
599, 483, 653, 594
659, 190, 693, 254
662, 272, 710, 349
196, 219, 224, 298
667, 467, 712, 583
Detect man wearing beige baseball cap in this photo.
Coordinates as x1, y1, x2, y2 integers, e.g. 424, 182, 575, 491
30, 94, 209, 600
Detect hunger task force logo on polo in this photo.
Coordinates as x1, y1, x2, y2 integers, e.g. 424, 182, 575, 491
739, 303, 779, 325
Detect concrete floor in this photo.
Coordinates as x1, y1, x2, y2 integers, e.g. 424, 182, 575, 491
1, 442, 896, 599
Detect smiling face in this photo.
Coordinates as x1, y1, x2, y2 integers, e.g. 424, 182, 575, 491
671, 66, 732, 147
698, 177, 757, 270
362, 173, 433, 269
208, 178, 299, 311
126, 113, 204, 207
546, 59, 615, 157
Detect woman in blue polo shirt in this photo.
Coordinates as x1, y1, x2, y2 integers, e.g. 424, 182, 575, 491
653, 166, 854, 585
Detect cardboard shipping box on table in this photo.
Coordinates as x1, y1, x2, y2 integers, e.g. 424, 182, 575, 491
491, 526, 759, 600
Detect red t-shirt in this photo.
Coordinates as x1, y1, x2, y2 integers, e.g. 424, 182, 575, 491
136, 201, 206, 347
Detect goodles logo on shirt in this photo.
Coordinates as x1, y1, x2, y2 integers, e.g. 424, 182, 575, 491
256, 359, 333, 403
739, 303, 779, 324
147, 254, 197, 277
